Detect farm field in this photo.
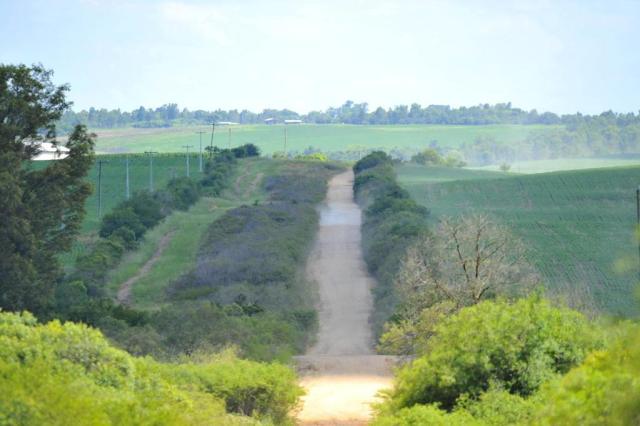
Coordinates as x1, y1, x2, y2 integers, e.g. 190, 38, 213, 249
471, 156, 640, 174
398, 163, 505, 184
396, 164, 640, 317
89, 124, 556, 156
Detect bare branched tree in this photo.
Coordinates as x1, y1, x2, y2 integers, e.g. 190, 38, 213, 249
381, 214, 539, 355
397, 213, 538, 316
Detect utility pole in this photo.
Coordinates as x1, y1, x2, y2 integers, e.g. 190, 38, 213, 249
125, 155, 130, 199
182, 145, 194, 177
196, 131, 206, 172
283, 126, 288, 157
96, 159, 109, 217
636, 186, 640, 278
209, 122, 216, 157
145, 151, 158, 191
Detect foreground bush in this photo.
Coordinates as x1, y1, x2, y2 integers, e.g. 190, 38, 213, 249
0, 311, 302, 425
382, 296, 602, 413
532, 324, 640, 425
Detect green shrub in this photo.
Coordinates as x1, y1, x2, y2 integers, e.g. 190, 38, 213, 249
166, 177, 201, 210
385, 296, 602, 412
353, 150, 392, 174
353, 152, 430, 336
532, 324, 640, 425
99, 207, 146, 239
0, 310, 302, 425
373, 404, 479, 426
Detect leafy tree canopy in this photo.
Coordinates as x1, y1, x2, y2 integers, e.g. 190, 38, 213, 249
0, 63, 95, 314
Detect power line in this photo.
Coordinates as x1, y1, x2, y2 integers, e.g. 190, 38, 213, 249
209, 122, 216, 157
196, 131, 206, 172
283, 126, 288, 157
182, 145, 194, 177
96, 159, 109, 217
125, 155, 130, 199
144, 151, 158, 191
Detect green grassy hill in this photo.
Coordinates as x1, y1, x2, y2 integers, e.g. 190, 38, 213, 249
471, 156, 640, 174
91, 124, 554, 156
397, 164, 640, 317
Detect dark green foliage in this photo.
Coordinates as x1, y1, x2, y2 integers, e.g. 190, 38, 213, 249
119, 190, 164, 229
0, 64, 94, 315
231, 143, 260, 158
353, 153, 430, 335
353, 150, 392, 174
385, 296, 602, 413
146, 301, 304, 361
99, 207, 146, 239
74, 237, 126, 291
165, 176, 200, 210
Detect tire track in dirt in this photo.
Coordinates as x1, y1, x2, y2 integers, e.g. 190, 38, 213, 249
116, 231, 176, 305
295, 171, 396, 425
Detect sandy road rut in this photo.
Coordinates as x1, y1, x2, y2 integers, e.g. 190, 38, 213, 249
295, 171, 396, 425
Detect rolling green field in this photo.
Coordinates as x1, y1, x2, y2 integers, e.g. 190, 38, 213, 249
90, 124, 555, 155
471, 157, 640, 174
397, 164, 640, 317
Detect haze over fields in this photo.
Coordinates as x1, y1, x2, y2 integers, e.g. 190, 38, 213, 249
2, 1, 640, 425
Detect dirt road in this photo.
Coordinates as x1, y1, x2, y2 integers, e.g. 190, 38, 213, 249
296, 171, 395, 425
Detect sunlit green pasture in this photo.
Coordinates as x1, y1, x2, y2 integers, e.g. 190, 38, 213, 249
471, 157, 640, 174
91, 124, 555, 155
397, 164, 640, 317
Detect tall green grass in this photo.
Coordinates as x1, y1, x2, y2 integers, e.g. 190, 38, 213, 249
397, 164, 640, 316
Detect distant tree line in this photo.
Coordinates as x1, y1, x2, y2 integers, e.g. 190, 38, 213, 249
58, 100, 640, 130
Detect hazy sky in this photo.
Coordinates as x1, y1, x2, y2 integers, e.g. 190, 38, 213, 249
2, 0, 639, 114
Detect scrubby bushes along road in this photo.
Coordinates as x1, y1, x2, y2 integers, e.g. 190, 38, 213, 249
0, 310, 302, 425
160, 162, 340, 360
373, 295, 640, 425
352, 151, 430, 336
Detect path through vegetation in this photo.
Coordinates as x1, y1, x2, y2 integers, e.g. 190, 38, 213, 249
116, 231, 175, 304
296, 171, 395, 425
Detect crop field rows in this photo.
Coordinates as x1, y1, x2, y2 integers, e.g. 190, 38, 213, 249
397, 164, 640, 316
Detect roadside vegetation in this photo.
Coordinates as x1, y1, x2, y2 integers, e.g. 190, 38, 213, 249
351, 152, 640, 425
352, 151, 430, 335
0, 311, 302, 425
0, 65, 331, 425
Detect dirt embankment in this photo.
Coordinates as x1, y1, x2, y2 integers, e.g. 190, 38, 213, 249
296, 171, 396, 425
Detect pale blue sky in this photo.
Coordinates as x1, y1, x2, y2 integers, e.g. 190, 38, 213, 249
1, 0, 639, 114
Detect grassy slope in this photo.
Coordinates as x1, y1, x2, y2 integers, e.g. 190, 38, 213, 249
91, 124, 555, 155
471, 157, 640, 174
53, 154, 205, 270
397, 164, 640, 317
104, 157, 296, 309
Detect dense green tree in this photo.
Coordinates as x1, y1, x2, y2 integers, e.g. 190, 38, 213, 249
0, 64, 94, 314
